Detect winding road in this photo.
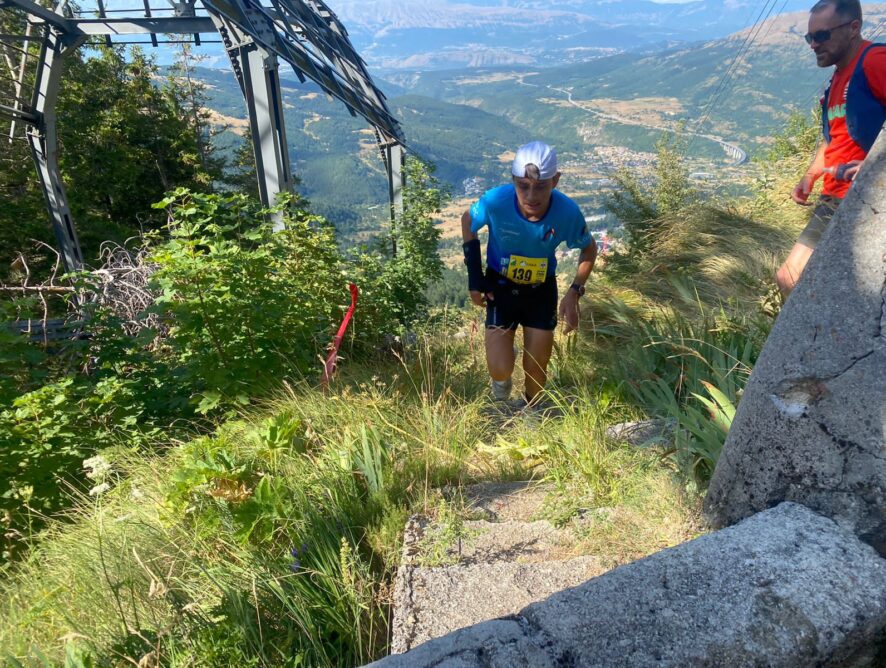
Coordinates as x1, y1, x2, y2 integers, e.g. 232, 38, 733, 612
514, 75, 748, 166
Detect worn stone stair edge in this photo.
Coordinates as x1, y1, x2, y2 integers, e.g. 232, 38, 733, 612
370, 502, 886, 667
390, 555, 606, 655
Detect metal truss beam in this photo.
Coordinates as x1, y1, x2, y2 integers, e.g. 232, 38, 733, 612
384, 141, 404, 223
26, 26, 87, 271
73, 16, 216, 35
1, 0, 408, 272
242, 46, 291, 228
200, 0, 403, 144
4, 0, 78, 33
0, 101, 37, 124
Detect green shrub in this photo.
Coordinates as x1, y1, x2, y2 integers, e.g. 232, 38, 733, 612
346, 159, 445, 340
0, 297, 52, 406
148, 189, 344, 399
614, 306, 766, 487
605, 133, 698, 265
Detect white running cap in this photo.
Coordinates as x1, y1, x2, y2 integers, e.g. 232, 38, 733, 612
511, 141, 558, 180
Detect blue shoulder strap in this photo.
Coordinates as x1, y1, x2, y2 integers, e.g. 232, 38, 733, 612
822, 43, 886, 146
846, 43, 886, 152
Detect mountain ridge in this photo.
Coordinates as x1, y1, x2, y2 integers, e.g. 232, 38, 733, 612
328, 0, 821, 71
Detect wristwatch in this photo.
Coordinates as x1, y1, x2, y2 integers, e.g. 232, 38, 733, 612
569, 283, 586, 297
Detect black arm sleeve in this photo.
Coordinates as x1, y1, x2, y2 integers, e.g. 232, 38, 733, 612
463, 239, 485, 292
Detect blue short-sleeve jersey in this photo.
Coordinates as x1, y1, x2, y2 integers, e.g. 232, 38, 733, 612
469, 184, 592, 278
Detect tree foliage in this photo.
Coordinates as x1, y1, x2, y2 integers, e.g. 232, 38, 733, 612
58, 46, 224, 246
344, 158, 446, 339
149, 189, 344, 399
605, 132, 698, 270
0, 45, 223, 278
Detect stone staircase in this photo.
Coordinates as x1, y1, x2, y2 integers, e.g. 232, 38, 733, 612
390, 480, 608, 654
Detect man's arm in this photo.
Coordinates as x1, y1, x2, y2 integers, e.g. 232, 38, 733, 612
571, 241, 597, 287
558, 241, 597, 333
792, 142, 827, 205
462, 210, 488, 307
461, 210, 476, 243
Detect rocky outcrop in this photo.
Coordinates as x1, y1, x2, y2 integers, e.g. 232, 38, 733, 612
704, 133, 886, 553
368, 503, 886, 667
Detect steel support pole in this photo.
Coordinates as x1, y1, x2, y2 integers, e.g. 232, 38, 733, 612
240, 45, 291, 228
211, 11, 293, 228
385, 141, 404, 224
27, 26, 86, 272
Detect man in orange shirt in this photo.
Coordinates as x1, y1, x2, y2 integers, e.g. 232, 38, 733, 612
776, 0, 886, 299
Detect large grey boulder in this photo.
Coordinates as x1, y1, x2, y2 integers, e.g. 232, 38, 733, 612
368, 503, 886, 667
705, 132, 886, 552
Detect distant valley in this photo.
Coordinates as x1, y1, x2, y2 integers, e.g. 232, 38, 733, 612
200, 5, 886, 237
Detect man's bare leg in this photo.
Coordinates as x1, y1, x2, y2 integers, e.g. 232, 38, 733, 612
523, 327, 555, 403
485, 326, 517, 383
776, 242, 815, 300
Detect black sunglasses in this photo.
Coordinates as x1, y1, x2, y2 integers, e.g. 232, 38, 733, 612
804, 20, 853, 45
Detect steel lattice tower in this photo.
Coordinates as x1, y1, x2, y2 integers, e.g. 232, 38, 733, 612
0, 0, 406, 271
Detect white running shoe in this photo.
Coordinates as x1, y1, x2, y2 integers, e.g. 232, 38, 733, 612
491, 378, 513, 401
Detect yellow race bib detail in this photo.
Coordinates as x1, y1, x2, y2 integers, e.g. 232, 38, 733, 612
504, 255, 548, 285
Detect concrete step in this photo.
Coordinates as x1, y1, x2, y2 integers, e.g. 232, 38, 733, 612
461, 480, 553, 522
390, 555, 606, 654
447, 519, 575, 565
392, 480, 606, 655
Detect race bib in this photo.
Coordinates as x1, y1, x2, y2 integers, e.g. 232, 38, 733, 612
503, 255, 548, 285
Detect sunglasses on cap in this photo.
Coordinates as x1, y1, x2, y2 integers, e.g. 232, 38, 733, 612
804, 20, 853, 45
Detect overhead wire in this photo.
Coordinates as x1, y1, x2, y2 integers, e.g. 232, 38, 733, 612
688, 5, 767, 143
688, 0, 783, 152
756, 0, 791, 46
701, 0, 791, 126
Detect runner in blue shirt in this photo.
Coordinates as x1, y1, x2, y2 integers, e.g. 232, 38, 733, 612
461, 141, 597, 405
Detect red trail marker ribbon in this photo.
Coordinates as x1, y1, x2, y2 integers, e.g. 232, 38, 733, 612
322, 282, 358, 388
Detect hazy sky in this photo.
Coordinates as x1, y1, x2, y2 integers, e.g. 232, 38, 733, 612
82, 0, 882, 69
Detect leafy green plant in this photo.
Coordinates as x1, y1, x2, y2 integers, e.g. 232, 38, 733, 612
618, 307, 761, 487
0, 298, 52, 405
347, 158, 446, 340
347, 424, 389, 500
148, 189, 344, 397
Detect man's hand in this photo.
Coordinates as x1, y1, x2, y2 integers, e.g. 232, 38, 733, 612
559, 290, 580, 333
842, 159, 863, 181
791, 173, 816, 205
470, 290, 493, 307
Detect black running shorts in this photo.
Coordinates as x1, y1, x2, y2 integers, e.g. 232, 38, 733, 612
797, 195, 842, 249
484, 269, 558, 331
